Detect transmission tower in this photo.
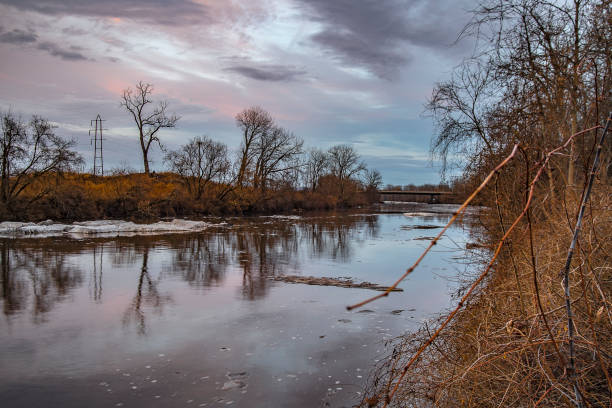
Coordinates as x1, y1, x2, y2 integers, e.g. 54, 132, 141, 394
89, 114, 106, 176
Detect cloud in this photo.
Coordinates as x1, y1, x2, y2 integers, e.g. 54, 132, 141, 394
0, 0, 211, 25
295, 0, 473, 79
311, 30, 410, 79
0, 26, 89, 61
36, 41, 88, 61
0, 28, 37, 44
224, 64, 307, 82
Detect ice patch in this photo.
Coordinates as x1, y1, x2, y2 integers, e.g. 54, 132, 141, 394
260, 215, 301, 220
0, 219, 226, 239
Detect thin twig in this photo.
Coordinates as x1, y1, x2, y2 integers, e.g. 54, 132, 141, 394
560, 112, 611, 408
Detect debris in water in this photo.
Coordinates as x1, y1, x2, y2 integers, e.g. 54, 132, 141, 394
269, 276, 402, 292
221, 381, 244, 391
401, 224, 442, 230
221, 372, 248, 391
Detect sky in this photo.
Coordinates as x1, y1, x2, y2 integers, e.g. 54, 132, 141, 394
0, 0, 477, 185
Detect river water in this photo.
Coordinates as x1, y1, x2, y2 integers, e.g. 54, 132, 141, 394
0, 206, 476, 407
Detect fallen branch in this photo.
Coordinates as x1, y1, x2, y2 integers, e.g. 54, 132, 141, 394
270, 275, 403, 292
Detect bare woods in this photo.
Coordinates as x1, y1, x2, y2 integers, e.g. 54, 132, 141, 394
0, 100, 382, 220
359, 0, 611, 407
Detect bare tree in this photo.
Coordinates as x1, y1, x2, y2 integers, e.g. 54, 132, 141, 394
363, 168, 383, 191
327, 144, 366, 200
120, 81, 179, 176
252, 126, 303, 192
0, 112, 82, 211
426, 60, 496, 176
429, 0, 611, 190
235, 107, 274, 187
305, 148, 329, 191
165, 136, 230, 199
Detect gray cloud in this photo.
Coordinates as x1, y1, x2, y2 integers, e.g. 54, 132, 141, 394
295, 0, 473, 79
0, 26, 89, 61
0, 28, 38, 44
61, 26, 88, 36
0, 0, 211, 25
37, 42, 88, 61
225, 64, 307, 82
311, 30, 410, 79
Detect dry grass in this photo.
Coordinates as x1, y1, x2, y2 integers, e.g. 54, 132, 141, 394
0, 172, 373, 221
356, 119, 612, 408
359, 184, 611, 407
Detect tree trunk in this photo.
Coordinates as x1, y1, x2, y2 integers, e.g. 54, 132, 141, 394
139, 128, 151, 176
143, 152, 150, 175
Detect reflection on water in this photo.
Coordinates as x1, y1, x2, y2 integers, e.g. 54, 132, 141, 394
123, 245, 173, 335
0, 215, 382, 323
0, 211, 473, 407
1, 239, 83, 322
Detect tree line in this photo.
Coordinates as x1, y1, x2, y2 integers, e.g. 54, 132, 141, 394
427, 0, 611, 193
120, 81, 382, 202
0, 83, 383, 219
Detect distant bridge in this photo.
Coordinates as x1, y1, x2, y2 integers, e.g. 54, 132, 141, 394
378, 190, 455, 204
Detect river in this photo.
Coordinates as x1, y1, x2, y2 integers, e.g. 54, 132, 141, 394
0, 205, 476, 407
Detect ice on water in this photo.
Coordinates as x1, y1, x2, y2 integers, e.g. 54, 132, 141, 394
0, 219, 224, 238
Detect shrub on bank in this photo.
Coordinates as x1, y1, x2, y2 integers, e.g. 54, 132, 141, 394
0, 172, 379, 222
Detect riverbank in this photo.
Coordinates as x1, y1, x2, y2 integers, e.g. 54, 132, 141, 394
0, 172, 378, 222
359, 187, 611, 407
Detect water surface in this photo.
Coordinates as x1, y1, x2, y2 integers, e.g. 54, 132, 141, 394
0, 209, 474, 407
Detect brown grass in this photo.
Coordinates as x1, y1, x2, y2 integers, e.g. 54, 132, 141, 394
0, 172, 373, 221
356, 120, 612, 407
359, 182, 611, 407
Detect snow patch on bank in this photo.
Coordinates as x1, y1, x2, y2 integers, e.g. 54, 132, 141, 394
0, 219, 225, 239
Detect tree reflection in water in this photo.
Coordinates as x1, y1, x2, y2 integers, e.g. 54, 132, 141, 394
123, 244, 172, 335
0, 213, 380, 330
236, 221, 299, 300
0, 239, 83, 323
167, 234, 230, 288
